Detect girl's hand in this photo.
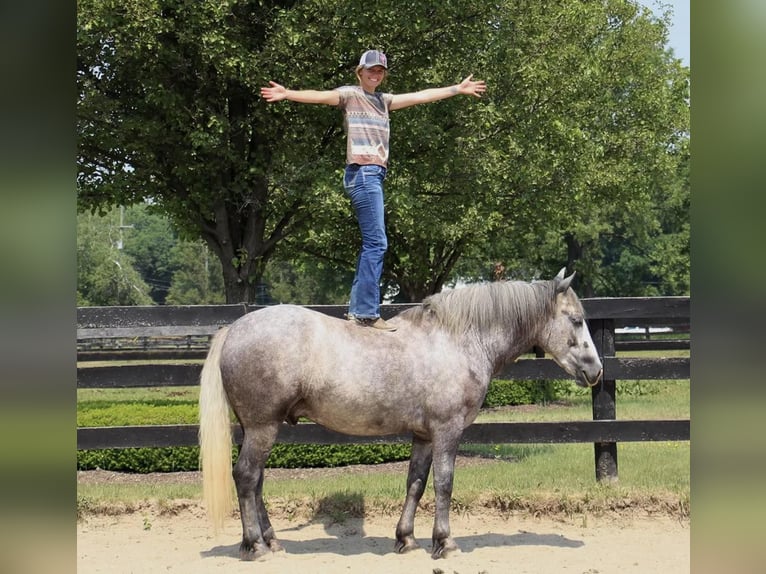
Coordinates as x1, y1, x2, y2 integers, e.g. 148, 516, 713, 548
457, 75, 487, 98
260, 81, 287, 102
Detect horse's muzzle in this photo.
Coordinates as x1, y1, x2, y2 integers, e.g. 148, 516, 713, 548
585, 368, 604, 388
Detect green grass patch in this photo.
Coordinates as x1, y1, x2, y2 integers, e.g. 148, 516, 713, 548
77, 386, 199, 426
477, 379, 689, 423
271, 439, 690, 517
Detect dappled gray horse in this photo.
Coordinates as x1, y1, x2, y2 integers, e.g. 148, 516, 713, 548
199, 268, 603, 560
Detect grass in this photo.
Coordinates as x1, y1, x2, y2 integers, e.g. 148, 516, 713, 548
77, 483, 202, 510
77, 439, 690, 520
77, 349, 690, 520
77, 386, 199, 426
475, 378, 690, 423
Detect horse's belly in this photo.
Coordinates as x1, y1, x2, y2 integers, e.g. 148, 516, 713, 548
299, 404, 421, 438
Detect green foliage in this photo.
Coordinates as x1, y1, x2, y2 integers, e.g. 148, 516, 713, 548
482, 379, 568, 408
78, 401, 197, 427
76, 444, 412, 473
165, 241, 225, 305
450, 1, 691, 297
77, 205, 226, 305
76, 377, 688, 473
267, 444, 411, 468
264, 257, 353, 305
119, 204, 177, 303
78, 447, 204, 473
77, 210, 154, 306
78, 0, 689, 303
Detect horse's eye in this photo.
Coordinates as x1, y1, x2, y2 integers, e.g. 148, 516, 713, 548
570, 315, 584, 327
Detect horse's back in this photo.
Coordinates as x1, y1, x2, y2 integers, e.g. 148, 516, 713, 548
222, 304, 327, 357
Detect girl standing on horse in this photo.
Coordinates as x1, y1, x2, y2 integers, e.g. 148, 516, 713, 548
261, 50, 486, 331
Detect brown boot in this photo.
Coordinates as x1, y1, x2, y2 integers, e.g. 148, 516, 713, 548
355, 316, 397, 332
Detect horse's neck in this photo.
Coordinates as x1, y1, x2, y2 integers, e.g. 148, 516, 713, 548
472, 325, 538, 375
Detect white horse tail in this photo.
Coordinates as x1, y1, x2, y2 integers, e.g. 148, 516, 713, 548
199, 325, 235, 532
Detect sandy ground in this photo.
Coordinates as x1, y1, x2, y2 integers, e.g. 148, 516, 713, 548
77, 508, 689, 574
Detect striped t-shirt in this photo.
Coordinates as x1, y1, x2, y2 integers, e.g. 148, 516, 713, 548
336, 86, 394, 167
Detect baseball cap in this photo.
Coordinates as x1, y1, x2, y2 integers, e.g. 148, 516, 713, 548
358, 50, 388, 69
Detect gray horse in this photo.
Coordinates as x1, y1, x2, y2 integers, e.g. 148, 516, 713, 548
199, 268, 603, 560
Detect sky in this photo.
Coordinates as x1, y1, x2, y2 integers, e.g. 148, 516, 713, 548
635, 0, 690, 66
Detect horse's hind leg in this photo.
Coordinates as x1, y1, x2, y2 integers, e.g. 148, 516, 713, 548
233, 423, 280, 561
395, 436, 432, 553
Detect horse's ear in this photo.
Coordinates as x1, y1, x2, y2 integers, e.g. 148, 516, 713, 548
555, 268, 575, 294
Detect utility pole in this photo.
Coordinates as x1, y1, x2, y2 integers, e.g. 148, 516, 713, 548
116, 206, 134, 250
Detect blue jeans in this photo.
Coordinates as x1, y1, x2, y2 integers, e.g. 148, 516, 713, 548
343, 164, 388, 319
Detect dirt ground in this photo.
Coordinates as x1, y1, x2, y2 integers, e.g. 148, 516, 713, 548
77, 505, 689, 573
77, 461, 690, 573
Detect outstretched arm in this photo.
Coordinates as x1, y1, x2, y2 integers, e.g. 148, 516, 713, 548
260, 81, 340, 106
389, 75, 486, 111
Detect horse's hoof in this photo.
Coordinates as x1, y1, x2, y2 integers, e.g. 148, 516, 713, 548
431, 538, 460, 560
395, 536, 420, 554
239, 543, 271, 561
268, 539, 285, 553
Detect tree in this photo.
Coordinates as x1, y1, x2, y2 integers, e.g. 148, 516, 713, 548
78, 0, 689, 303
165, 241, 226, 305
264, 257, 354, 305
264, 0, 690, 300
78, 205, 228, 305
120, 203, 177, 303
77, 0, 505, 302
449, 0, 690, 296
77, 210, 154, 306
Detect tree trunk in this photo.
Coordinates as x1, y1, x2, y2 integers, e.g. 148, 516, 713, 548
220, 262, 254, 304
565, 233, 595, 297
201, 194, 276, 304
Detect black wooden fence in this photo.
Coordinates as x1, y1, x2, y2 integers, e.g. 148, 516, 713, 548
76, 297, 690, 481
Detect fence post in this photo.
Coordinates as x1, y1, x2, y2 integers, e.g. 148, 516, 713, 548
590, 318, 618, 482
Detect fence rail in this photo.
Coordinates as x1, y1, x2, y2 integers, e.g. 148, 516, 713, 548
77, 297, 690, 481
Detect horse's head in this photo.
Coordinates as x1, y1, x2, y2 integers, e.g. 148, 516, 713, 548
538, 268, 603, 388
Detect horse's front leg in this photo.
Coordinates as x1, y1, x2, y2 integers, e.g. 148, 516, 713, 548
430, 432, 462, 559
395, 437, 432, 553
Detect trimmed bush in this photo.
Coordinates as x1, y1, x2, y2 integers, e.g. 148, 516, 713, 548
77, 443, 412, 473
268, 443, 411, 468
77, 446, 205, 473
482, 379, 567, 407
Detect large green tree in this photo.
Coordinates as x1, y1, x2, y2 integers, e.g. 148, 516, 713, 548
78, 0, 325, 303
78, 0, 688, 303
451, 0, 690, 296
78, 0, 505, 303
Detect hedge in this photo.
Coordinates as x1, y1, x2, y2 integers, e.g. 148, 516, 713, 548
77, 444, 413, 473
482, 378, 569, 407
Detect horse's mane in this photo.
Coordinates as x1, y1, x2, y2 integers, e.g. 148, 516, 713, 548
400, 279, 557, 336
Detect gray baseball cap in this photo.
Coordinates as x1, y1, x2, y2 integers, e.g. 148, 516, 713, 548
358, 50, 388, 69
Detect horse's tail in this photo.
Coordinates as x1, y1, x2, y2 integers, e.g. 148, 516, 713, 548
198, 325, 235, 532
